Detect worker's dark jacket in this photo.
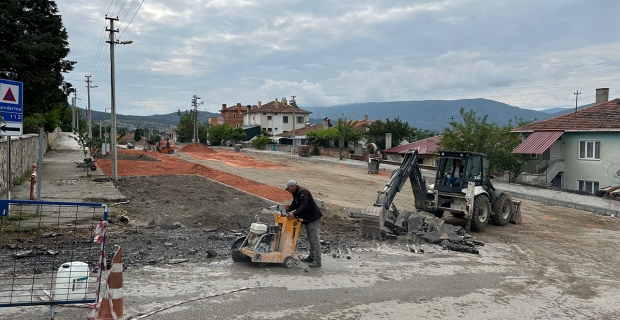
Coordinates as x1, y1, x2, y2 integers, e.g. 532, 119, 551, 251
289, 186, 322, 225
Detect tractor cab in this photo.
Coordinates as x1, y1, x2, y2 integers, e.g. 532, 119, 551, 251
433, 151, 492, 193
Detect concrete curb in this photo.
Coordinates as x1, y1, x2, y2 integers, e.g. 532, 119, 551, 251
505, 191, 619, 217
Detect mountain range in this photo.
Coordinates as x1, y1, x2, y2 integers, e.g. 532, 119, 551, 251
81, 98, 592, 133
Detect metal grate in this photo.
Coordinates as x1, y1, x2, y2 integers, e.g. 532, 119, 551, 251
0, 200, 107, 308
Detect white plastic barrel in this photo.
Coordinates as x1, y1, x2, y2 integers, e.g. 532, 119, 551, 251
53, 261, 89, 301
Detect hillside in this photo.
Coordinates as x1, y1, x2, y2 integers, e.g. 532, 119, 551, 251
80, 108, 220, 131
305, 99, 548, 132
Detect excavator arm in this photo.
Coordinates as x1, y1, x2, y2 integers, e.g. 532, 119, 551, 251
361, 148, 428, 239
373, 148, 427, 211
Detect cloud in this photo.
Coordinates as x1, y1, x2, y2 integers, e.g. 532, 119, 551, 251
56, 0, 620, 116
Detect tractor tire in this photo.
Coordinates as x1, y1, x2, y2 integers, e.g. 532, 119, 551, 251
231, 236, 251, 263
470, 194, 491, 231
168, 149, 174, 154
491, 193, 512, 226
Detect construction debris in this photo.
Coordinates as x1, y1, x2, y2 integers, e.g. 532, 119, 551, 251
380, 210, 483, 254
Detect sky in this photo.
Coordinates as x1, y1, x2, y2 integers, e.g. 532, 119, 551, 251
57, 0, 620, 116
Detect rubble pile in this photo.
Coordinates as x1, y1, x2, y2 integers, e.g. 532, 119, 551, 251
357, 209, 484, 254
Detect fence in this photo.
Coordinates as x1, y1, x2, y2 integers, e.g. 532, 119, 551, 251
0, 199, 107, 312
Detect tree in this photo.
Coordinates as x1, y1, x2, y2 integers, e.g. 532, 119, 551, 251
0, 0, 76, 133
231, 127, 246, 143
365, 118, 432, 150
438, 108, 534, 174
134, 128, 143, 142
175, 110, 195, 143
306, 127, 339, 146
207, 123, 233, 146
335, 119, 362, 159
251, 135, 270, 150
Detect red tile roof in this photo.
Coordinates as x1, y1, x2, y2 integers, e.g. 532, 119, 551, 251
512, 130, 563, 154
247, 101, 311, 114
223, 105, 248, 112
275, 124, 323, 138
514, 98, 620, 132
383, 135, 442, 155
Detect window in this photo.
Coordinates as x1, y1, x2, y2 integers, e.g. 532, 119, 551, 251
268, 116, 272, 120
236, 124, 240, 128
233, 113, 237, 118
578, 180, 599, 194
296, 116, 304, 124
579, 141, 601, 160
530, 154, 539, 158
267, 128, 272, 132
283, 116, 289, 123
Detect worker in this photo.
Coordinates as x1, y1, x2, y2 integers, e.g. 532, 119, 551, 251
284, 180, 323, 267
447, 159, 464, 187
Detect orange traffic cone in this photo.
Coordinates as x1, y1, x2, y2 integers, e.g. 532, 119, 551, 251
96, 247, 124, 320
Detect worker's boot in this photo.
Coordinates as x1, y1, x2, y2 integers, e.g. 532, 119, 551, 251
308, 260, 321, 268
301, 256, 314, 263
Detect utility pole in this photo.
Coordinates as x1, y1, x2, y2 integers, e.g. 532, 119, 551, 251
291, 95, 296, 154
574, 90, 582, 113
85, 75, 97, 138
106, 16, 119, 182
71, 90, 76, 130
191, 95, 203, 143
73, 90, 79, 132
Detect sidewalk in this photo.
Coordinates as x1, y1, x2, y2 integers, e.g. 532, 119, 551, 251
7, 132, 126, 203
232, 146, 620, 217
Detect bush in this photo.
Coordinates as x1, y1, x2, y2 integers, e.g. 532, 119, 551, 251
251, 135, 270, 150
311, 145, 320, 156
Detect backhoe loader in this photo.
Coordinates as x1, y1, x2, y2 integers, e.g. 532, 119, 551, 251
361, 149, 521, 239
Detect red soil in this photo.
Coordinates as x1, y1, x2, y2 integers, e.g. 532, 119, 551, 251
179, 143, 217, 153
97, 149, 291, 203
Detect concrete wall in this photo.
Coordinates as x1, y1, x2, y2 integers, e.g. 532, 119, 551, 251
0, 132, 54, 196
562, 132, 620, 191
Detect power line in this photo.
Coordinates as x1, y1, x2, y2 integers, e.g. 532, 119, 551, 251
117, 0, 129, 17
111, 0, 120, 16
119, 0, 136, 25
118, 0, 145, 39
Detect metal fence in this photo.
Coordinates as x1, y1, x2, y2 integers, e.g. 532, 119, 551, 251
0, 200, 107, 308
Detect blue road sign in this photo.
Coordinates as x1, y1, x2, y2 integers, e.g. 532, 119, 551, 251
0, 78, 23, 136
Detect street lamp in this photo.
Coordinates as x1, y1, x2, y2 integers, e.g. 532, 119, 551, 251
105, 15, 132, 182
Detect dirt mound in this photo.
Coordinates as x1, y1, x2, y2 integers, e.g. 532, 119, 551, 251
180, 143, 216, 154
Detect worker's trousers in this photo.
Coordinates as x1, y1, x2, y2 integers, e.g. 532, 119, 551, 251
305, 218, 322, 262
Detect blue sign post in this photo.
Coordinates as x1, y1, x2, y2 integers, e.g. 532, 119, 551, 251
0, 78, 23, 136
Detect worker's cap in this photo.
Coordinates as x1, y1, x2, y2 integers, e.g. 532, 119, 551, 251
284, 180, 297, 190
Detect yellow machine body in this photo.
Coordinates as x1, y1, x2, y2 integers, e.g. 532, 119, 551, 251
232, 214, 303, 267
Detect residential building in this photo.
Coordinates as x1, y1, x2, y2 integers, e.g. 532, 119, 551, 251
383, 135, 442, 166
244, 98, 311, 136
209, 103, 247, 127
512, 88, 620, 193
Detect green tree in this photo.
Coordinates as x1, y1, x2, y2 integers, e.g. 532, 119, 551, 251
175, 110, 195, 143
0, 0, 75, 133
365, 118, 430, 150
231, 127, 246, 143
134, 128, 143, 142
335, 119, 362, 159
438, 108, 534, 174
207, 123, 233, 146
251, 135, 270, 150
306, 127, 339, 146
